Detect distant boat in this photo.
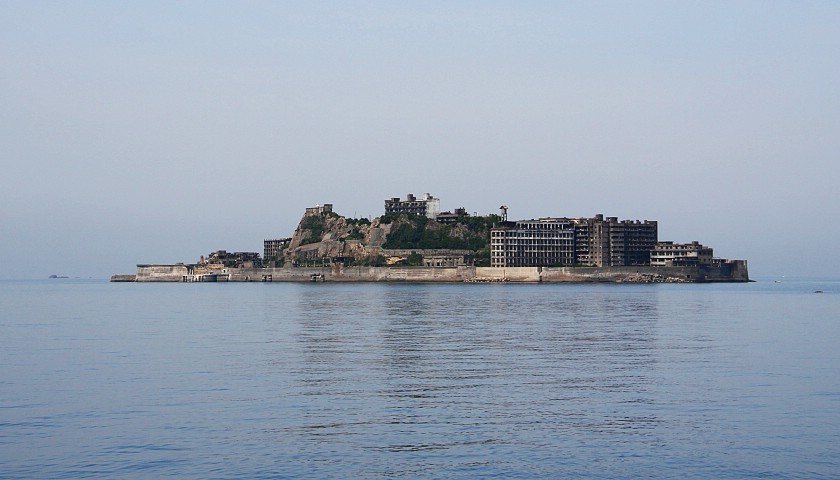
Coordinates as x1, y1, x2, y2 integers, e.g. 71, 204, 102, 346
48, 274, 69, 279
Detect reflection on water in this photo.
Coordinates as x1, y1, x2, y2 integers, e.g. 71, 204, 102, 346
283, 284, 665, 476
1, 281, 838, 479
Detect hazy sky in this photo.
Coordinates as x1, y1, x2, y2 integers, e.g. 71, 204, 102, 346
2, 2, 838, 279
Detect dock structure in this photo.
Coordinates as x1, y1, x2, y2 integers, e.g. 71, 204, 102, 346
183, 273, 231, 282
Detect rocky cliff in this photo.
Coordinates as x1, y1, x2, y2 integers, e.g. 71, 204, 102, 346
284, 209, 393, 265
283, 209, 495, 266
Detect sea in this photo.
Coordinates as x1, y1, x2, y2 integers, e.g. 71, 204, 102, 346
1, 278, 838, 479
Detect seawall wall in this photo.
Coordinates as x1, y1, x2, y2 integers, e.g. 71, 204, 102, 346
134, 264, 189, 282
132, 260, 748, 283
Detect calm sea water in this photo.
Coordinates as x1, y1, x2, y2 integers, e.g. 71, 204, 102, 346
1, 279, 839, 479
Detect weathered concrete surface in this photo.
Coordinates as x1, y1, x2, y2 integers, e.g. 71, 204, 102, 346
110, 274, 136, 282
131, 260, 749, 283
329, 265, 474, 282
229, 265, 473, 282
134, 264, 189, 282
474, 261, 748, 283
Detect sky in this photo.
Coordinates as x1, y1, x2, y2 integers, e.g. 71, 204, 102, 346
2, 1, 839, 279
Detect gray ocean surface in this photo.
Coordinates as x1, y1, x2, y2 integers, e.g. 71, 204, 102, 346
1, 279, 839, 479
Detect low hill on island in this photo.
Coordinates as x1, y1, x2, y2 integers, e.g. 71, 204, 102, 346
278, 207, 498, 267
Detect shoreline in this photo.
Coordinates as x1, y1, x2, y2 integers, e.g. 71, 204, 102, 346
113, 262, 750, 284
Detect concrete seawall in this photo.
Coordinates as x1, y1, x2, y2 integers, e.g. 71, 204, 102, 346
128, 260, 749, 283
134, 264, 190, 282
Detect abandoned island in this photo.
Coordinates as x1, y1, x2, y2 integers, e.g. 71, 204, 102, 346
112, 193, 749, 283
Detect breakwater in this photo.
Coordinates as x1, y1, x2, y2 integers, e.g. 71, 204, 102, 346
119, 260, 749, 283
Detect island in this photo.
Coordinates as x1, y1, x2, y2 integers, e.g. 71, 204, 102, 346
112, 193, 749, 283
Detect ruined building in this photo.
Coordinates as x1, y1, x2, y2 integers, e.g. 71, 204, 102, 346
384, 193, 441, 220
490, 214, 658, 268
263, 238, 291, 261
203, 250, 262, 268
650, 241, 714, 267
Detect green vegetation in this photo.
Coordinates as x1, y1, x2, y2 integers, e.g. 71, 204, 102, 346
473, 247, 491, 267
291, 211, 502, 267
381, 215, 498, 251
461, 214, 501, 231
345, 227, 364, 241
343, 255, 387, 267
299, 215, 325, 245
345, 217, 371, 226
263, 257, 286, 268
407, 251, 424, 266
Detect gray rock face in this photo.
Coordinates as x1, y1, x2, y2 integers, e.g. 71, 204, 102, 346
285, 210, 392, 265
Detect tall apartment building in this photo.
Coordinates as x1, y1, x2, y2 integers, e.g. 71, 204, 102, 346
490, 218, 588, 268
264, 238, 291, 260
490, 214, 658, 267
384, 193, 441, 220
594, 215, 659, 267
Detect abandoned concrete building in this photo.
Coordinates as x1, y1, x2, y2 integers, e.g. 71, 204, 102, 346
263, 238, 291, 261
204, 250, 262, 268
650, 241, 714, 267
385, 193, 441, 219
305, 204, 333, 216
490, 214, 658, 268
422, 254, 471, 267
436, 207, 469, 224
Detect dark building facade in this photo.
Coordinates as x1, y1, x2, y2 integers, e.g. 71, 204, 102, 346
490, 214, 658, 268
435, 207, 469, 224
205, 250, 262, 268
264, 238, 291, 261
384, 193, 441, 219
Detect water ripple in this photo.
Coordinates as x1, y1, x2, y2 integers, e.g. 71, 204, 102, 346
1, 281, 838, 478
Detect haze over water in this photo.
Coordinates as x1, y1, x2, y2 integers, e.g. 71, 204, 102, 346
2, 279, 838, 478
3, 3, 840, 279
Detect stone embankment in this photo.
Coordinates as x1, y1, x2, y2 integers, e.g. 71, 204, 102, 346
123, 261, 749, 283
110, 274, 136, 282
